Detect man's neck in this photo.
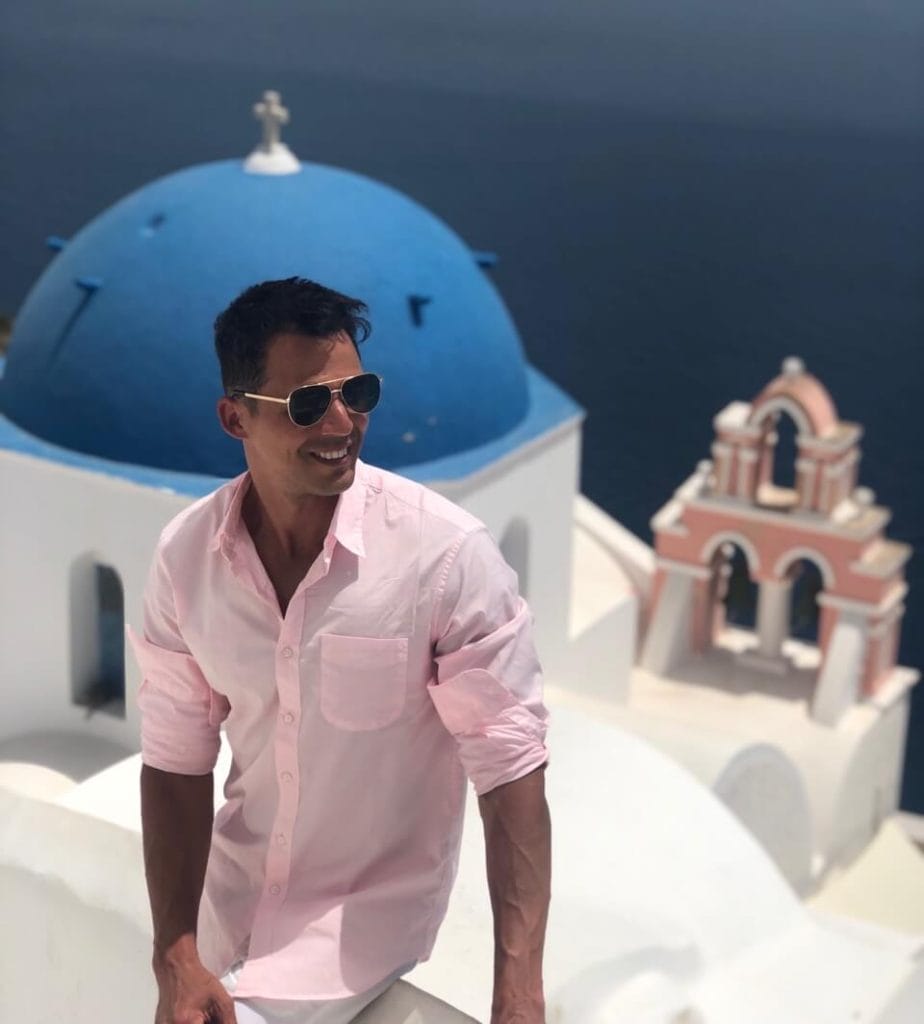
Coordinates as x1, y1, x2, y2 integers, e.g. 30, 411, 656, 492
242, 473, 339, 560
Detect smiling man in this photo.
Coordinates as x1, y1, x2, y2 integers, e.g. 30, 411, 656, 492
133, 278, 551, 1024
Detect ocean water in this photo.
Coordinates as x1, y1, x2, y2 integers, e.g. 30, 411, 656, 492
2, 2, 923, 808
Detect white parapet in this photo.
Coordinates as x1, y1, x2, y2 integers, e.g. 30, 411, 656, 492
2, 700, 923, 1022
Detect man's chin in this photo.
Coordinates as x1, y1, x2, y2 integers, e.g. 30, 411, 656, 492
297, 452, 359, 494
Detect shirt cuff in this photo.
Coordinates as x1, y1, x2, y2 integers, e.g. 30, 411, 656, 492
428, 668, 549, 796
129, 627, 225, 775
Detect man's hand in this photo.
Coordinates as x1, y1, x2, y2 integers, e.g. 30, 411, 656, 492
479, 765, 551, 1024
153, 940, 237, 1024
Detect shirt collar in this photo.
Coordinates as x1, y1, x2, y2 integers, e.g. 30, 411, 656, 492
209, 472, 250, 557
330, 459, 367, 558
209, 464, 367, 560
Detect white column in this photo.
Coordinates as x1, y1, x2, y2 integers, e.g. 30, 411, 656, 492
813, 607, 867, 724
640, 561, 710, 676
756, 578, 792, 659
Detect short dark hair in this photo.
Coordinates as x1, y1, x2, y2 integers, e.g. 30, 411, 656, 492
214, 277, 371, 393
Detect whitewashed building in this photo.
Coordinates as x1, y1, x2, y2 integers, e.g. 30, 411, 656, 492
1, 94, 922, 1024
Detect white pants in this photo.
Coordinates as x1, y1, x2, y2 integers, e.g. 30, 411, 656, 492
221, 962, 414, 1024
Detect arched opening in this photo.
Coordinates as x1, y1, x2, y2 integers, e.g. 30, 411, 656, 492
719, 543, 758, 632
713, 745, 814, 892
70, 556, 126, 718
771, 411, 799, 490
753, 400, 808, 511
786, 558, 824, 644
499, 518, 530, 601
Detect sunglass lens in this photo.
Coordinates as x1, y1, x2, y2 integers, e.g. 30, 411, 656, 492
289, 385, 332, 427
342, 373, 381, 414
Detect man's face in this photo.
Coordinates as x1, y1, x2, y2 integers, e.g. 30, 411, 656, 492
224, 330, 370, 499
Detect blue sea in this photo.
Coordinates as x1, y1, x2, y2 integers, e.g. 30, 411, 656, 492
2, 2, 923, 807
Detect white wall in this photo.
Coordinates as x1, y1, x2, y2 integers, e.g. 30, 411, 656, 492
828, 698, 910, 866
0, 782, 155, 1023
0, 450, 189, 754
0, 777, 475, 1024
432, 422, 582, 682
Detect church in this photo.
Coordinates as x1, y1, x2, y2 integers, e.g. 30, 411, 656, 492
1, 92, 922, 1023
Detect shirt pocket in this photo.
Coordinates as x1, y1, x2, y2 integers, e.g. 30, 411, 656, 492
319, 634, 409, 731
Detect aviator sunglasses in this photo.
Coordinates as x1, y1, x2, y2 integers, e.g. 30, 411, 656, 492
230, 372, 382, 427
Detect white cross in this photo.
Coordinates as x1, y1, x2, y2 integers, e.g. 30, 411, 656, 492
253, 90, 289, 151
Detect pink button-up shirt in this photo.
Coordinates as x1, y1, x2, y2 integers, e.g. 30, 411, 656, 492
131, 460, 548, 1000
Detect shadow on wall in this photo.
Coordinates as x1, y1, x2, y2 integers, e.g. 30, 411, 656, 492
499, 517, 530, 600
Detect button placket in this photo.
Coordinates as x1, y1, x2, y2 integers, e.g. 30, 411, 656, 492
261, 595, 305, 914
263, 841, 293, 903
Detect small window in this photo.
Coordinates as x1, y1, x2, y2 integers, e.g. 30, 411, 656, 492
70, 558, 125, 718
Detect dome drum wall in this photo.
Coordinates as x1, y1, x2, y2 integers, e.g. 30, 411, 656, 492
1, 161, 530, 478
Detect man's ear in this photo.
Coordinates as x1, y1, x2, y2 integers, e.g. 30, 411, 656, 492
217, 396, 248, 440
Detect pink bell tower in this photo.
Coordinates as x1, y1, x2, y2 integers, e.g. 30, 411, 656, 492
641, 358, 913, 725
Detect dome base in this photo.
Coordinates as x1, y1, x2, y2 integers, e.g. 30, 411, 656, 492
243, 145, 301, 176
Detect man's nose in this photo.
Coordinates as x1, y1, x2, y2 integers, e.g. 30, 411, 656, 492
322, 393, 354, 431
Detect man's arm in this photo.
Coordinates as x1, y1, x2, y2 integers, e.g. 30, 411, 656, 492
478, 765, 551, 1024
141, 765, 236, 1024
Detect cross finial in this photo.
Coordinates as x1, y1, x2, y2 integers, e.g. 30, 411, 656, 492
244, 89, 301, 176
254, 90, 289, 152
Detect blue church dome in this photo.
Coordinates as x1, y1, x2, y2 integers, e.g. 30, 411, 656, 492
0, 157, 532, 477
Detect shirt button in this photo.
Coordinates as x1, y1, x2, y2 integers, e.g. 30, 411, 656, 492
276, 833, 287, 846
269, 884, 281, 896
281, 646, 294, 658
281, 771, 293, 783
282, 712, 295, 724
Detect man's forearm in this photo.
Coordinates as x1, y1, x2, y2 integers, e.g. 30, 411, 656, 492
478, 765, 551, 1024
140, 765, 215, 966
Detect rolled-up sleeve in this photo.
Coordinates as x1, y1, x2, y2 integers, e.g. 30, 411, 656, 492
428, 527, 549, 795
129, 549, 228, 775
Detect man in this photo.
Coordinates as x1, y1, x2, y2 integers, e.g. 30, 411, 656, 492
133, 278, 551, 1024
